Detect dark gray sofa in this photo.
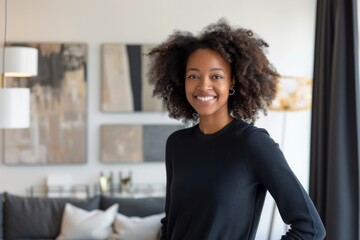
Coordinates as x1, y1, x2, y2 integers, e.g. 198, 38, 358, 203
0, 192, 165, 239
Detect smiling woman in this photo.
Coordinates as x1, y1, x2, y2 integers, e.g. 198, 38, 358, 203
147, 18, 326, 240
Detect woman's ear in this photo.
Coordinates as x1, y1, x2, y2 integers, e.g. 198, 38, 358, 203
231, 78, 235, 88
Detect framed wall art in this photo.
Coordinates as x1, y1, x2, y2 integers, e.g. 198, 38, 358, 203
101, 43, 163, 112
100, 124, 184, 163
3, 42, 87, 165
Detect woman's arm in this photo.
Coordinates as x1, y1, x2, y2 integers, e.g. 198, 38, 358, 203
246, 129, 326, 240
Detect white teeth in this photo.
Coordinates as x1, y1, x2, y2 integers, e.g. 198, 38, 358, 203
197, 96, 215, 102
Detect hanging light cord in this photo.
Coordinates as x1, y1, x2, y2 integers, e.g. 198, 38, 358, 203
1, 0, 8, 88
1, 0, 7, 168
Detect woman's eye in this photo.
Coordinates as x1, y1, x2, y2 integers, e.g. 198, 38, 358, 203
212, 74, 223, 80
188, 75, 199, 79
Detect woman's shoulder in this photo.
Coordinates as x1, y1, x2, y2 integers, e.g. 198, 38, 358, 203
232, 119, 270, 139
239, 122, 284, 168
166, 125, 194, 144
231, 120, 276, 151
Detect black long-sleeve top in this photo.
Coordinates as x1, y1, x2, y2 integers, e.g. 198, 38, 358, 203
161, 119, 325, 240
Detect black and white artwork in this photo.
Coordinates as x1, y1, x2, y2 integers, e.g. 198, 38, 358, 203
101, 43, 163, 112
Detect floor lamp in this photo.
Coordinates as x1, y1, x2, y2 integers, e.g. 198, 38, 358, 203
267, 76, 312, 239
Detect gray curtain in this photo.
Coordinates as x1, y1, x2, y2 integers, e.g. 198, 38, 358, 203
310, 0, 360, 239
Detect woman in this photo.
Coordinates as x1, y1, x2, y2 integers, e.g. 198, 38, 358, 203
148, 19, 326, 240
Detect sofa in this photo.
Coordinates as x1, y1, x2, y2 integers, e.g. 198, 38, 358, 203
0, 192, 165, 240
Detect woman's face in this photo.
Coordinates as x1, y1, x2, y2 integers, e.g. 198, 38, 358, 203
185, 48, 234, 120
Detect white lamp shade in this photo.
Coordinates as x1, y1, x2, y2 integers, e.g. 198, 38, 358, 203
0, 46, 38, 77
0, 88, 30, 128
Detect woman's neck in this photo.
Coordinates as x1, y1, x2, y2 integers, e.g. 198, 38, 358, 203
198, 115, 234, 134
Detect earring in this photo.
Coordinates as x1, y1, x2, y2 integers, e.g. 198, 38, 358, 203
229, 88, 235, 96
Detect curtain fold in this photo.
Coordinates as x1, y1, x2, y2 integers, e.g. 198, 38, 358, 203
310, 0, 359, 239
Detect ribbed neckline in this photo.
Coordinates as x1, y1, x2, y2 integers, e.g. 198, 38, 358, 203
194, 118, 240, 140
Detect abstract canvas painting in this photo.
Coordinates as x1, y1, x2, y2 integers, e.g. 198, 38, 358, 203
3, 43, 87, 165
101, 43, 163, 112
100, 124, 184, 163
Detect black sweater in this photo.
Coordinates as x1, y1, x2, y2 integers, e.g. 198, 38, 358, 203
161, 119, 325, 240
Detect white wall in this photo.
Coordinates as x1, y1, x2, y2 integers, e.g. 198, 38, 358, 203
0, 0, 316, 238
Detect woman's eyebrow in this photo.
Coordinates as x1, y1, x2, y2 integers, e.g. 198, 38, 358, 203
210, 68, 224, 72
187, 68, 224, 72
187, 68, 200, 72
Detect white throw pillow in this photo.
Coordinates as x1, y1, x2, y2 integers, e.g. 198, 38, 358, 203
109, 212, 164, 240
56, 203, 118, 240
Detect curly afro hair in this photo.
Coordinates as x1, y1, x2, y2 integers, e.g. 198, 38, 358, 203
147, 18, 279, 124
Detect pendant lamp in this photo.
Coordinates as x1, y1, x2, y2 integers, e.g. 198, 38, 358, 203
0, 87, 30, 128
1, 46, 38, 77
0, 0, 38, 129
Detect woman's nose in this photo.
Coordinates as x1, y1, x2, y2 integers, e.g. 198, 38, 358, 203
196, 77, 212, 90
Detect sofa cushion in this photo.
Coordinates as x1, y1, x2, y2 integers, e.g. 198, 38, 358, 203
56, 203, 118, 240
0, 193, 3, 239
100, 196, 165, 217
4, 192, 100, 239
109, 212, 164, 240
